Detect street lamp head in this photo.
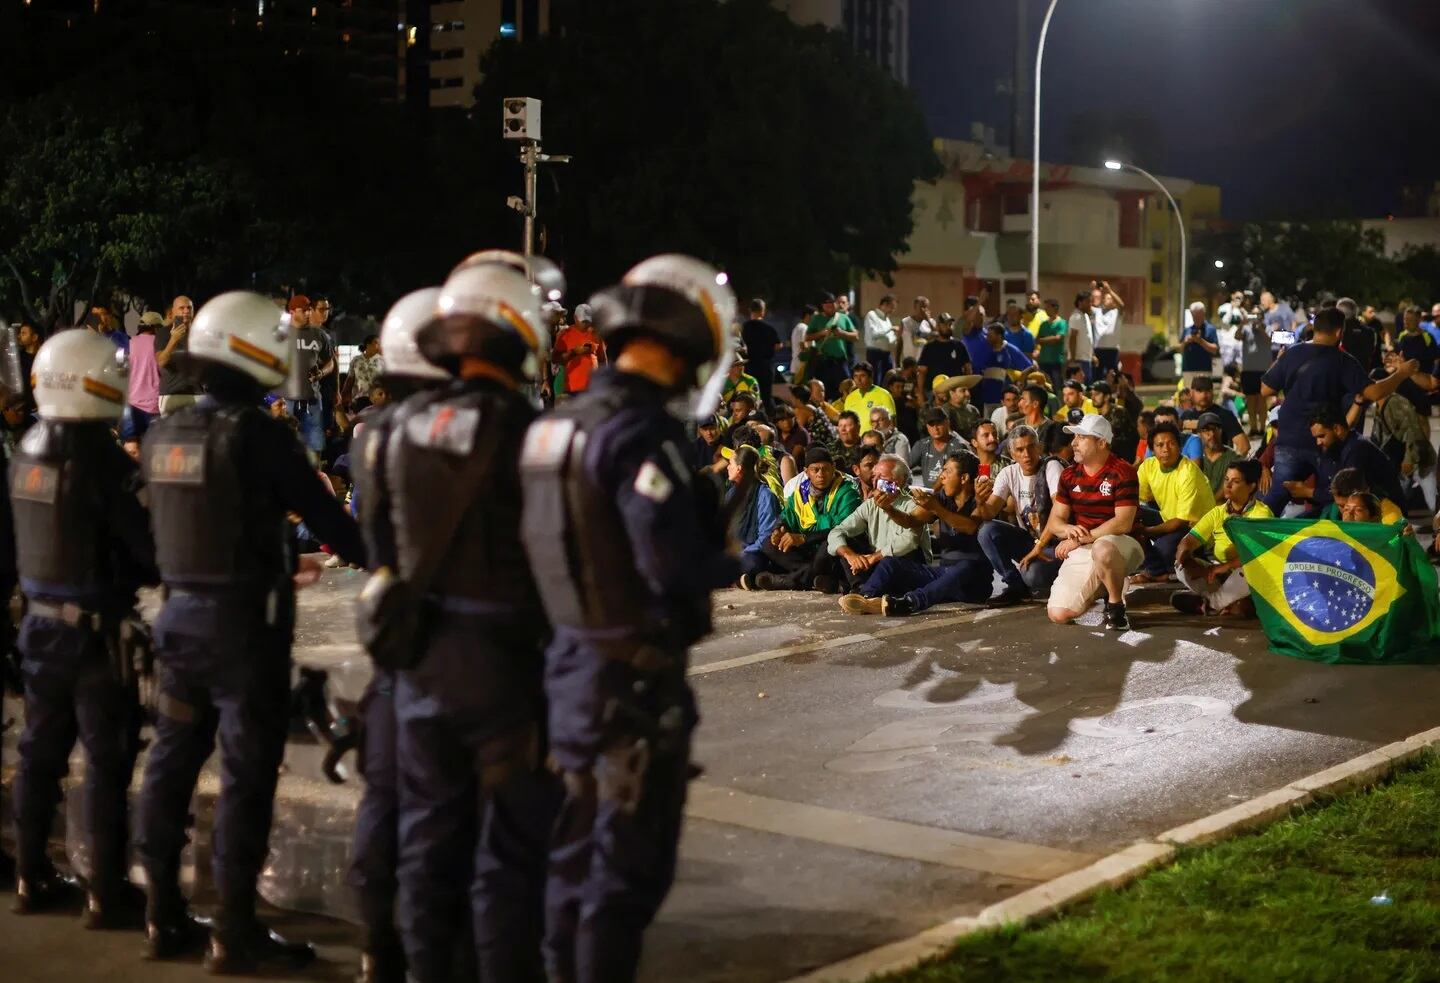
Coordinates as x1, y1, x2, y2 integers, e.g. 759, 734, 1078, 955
1103, 160, 1123, 171
1214, 260, 1225, 269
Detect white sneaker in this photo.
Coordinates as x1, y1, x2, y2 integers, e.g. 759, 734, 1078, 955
323, 554, 343, 569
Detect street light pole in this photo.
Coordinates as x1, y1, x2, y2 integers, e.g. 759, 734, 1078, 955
1030, 0, 1061, 292
1106, 160, 1187, 341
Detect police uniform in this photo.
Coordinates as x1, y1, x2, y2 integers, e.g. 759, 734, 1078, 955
522, 255, 739, 983
132, 291, 366, 969
9, 332, 158, 923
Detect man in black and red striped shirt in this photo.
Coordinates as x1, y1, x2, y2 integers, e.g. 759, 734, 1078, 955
1019, 414, 1143, 629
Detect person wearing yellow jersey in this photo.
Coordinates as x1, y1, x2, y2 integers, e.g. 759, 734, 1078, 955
841, 361, 896, 434
1134, 422, 1216, 582
1052, 379, 1096, 421
1171, 458, 1272, 615
1317, 467, 1406, 525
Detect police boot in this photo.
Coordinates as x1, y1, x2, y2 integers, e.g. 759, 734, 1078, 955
11, 869, 83, 914
143, 884, 210, 960
204, 921, 317, 975
83, 879, 148, 931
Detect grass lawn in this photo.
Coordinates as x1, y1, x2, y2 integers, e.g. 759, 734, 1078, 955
877, 752, 1440, 983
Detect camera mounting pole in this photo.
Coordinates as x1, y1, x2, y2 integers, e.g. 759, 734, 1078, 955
502, 98, 571, 259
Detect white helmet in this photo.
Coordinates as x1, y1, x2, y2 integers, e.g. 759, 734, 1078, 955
379, 287, 447, 380
450, 250, 567, 305
187, 291, 292, 388
590, 254, 738, 416
419, 264, 548, 378
32, 329, 129, 421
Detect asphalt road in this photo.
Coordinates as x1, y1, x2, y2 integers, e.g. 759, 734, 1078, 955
4, 570, 1440, 982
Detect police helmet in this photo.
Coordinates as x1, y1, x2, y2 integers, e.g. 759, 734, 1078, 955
379, 287, 448, 381
186, 291, 292, 389
31, 329, 129, 422
589, 254, 738, 411
418, 264, 547, 378
450, 250, 567, 306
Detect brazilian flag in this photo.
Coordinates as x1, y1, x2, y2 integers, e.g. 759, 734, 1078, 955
1225, 518, 1440, 665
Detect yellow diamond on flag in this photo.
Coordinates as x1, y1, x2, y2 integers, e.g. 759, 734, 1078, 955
1242, 519, 1403, 646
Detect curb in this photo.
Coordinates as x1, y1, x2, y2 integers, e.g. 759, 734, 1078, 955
783, 724, 1440, 983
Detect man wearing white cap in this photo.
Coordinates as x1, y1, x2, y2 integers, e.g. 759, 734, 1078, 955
1019, 413, 1143, 630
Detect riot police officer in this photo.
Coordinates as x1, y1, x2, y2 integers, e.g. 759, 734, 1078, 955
134, 291, 366, 971
347, 285, 451, 983
364, 262, 558, 983
8, 329, 157, 925
520, 254, 740, 983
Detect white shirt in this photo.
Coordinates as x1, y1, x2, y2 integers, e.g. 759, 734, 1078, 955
990, 405, 1010, 429
1068, 310, 1094, 359
1090, 306, 1119, 348
863, 309, 897, 351
991, 460, 1065, 528
790, 321, 808, 374
899, 315, 934, 362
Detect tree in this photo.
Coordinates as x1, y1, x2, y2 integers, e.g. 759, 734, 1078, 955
473, 0, 939, 304
1192, 220, 1413, 306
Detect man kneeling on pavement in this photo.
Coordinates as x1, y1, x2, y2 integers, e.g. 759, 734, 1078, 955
831, 453, 994, 616
1023, 414, 1145, 630
1170, 458, 1271, 616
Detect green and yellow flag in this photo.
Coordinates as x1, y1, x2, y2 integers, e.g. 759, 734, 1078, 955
1225, 517, 1440, 665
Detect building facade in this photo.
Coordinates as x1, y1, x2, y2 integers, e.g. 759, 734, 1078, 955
858, 139, 1222, 353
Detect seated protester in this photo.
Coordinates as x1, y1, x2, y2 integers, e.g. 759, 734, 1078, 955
1171, 458, 1273, 616
977, 424, 1065, 605
840, 453, 992, 616
868, 405, 911, 460
1133, 409, 1155, 466
842, 361, 896, 434
883, 369, 921, 442
1052, 380, 1096, 422
1025, 414, 1144, 630
1180, 375, 1250, 457
749, 422, 798, 486
723, 389, 762, 443
1134, 422, 1216, 582
779, 384, 839, 457
725, 428, 785, 501
743, 447, 862, 592
852, 444, 881, 498
1369, 367, 1437, 512
908, 407, 972, 487
970, 420, 1012, 493
1194, 412, 1241, 496
1316, 467, 1406, 525
1110, 368, 1145, 420
1147, 404, 1203, 461
1307, 403, 1405, 515
771, 402, 809, 460
728, 446, 782, 577
834, 409, 865, 465
826, 455, 932, 596
931, 375, 983, 440
1341, 492, 1385, 523
1089, 381, 1137, 463
720, 358, 761, 404
989, 383, 1021, 434
1011, 383, 1059, 451
691, 415, 726, 471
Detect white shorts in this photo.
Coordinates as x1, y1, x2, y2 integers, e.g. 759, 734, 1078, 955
1048, 535, 1144, 615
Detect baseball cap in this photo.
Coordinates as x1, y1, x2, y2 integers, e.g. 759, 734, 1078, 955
1062, 379, 1085, 392
574, 303, 594, 323
1064, 413, 1114, 442
1089, 380, 1113, 395
938, 312, 956, 324
1196, 412, 1224, 431
287, 294, 311, 312
139, 311, 165, 327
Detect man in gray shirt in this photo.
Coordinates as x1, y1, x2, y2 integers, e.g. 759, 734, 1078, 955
283, 295, 333, 453
908, 408, 971, 486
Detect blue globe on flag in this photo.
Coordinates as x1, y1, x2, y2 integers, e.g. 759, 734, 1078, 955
1282, 536, 1376, 634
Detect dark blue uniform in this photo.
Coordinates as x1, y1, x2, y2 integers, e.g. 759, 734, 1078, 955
9, 422, 156, 906
373, 378, 558, 982
135, 396, 364, 948
521, 368, 739, 983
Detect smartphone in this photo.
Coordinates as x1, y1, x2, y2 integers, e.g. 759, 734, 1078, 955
876, 478, 901, 495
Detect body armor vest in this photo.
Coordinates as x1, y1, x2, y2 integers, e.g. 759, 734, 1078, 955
385, 384, 541, 614
144, 403, 287, 588
10, 422, 108, 598
520, 388, 655, 632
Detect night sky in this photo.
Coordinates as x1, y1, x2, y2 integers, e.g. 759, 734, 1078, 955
910, 0, 1440, 219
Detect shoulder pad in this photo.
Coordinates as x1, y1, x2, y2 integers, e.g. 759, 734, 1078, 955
521, 417, 579, 473
403, 401, 479, 456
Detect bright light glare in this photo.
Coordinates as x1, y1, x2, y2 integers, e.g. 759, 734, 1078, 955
547, 289, 562, 301
1103, 160, 1123, 171
715, 273, 729, 286
1214, 260, 1225, 269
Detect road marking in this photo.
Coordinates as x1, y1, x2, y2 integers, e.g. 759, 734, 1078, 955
686, 782, 1096, 881
688, 607, 1004, 677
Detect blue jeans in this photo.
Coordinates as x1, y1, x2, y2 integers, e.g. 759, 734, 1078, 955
865, 349, 894, 381
292, 399, 325, 454
1095, 347, 1120, 377
1262, 444, 1318, 513
1137, 504, 1189, 576
978, 521, 1060, 593
859, 554, 992, 610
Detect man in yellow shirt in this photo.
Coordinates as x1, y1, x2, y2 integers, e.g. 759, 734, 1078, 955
1134, 421, 1215, 582
842, 361, 896, 434
1052, 379, 1096, 422
1172, 458, 1272, 615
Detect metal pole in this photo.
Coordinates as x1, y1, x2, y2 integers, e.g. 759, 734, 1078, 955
1030, 0, 1061, 292
1120, 162, 1186, 340
522, 142, 539, 258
